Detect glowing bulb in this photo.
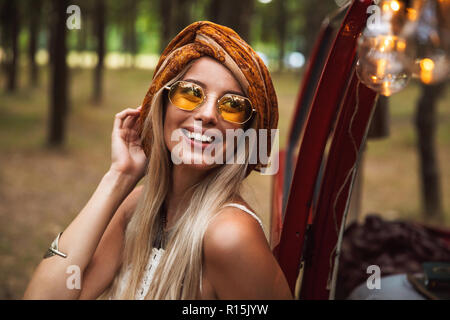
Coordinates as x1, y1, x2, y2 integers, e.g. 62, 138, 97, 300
376, 59, 387, 78
383, 81, 392, 96
397, 39, 406, 51
420, 59, 434, 84
420, 58, 435, 71
356, 35, 411, 96
390, 1, 400, 12
407, 8, 417, 21
400, 0, 450, 84
356, 0, 412, 96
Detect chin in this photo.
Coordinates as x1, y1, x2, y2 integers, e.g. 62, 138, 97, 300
176, 154, 222, 172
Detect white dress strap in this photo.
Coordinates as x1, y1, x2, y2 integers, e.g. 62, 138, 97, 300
222, 203, 265, 233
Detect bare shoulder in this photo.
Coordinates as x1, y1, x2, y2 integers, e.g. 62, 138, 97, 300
203, 205, 292, 299
204, 204, 268, 255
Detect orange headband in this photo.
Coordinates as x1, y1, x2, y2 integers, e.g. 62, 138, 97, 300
137, 21, 278, 174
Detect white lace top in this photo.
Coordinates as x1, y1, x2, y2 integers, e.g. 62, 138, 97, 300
111, 203, 265, 300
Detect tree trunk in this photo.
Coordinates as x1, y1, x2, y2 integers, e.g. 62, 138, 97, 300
208, 0, 221, 22
93, 0, 106, 104
1, 1, 20, 92
302, 0, 334, 58
77, 3, 88, 52
173, 0, 193, 36
28, 0, 43, 87
415, 82, 445, 221
48, 0, 68, 147
206, 0, 254, 42
158, 0, 193, 54
217, 0, 254, 42
121, 0, 138, 67
368, 95, 390, 139
276, 0, 287, 72
159, 0, 173, 53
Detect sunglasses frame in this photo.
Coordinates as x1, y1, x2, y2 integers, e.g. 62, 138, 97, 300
164, 80, 256, 125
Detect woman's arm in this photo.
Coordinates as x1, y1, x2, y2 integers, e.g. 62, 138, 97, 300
204, 207, 293, 300
78, 184, 143, 300
23, 170, 137, 300
23, 107, 147, 300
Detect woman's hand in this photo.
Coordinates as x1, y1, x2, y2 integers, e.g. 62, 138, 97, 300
110, 106, 148, 180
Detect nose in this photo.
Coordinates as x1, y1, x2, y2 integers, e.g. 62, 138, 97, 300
193, 95, 218, 126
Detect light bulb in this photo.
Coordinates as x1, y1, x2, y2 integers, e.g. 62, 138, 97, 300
400, 0, 450, 84
356, 35, 410, 96
390, 0, 401, 11
356, 0, 411, 96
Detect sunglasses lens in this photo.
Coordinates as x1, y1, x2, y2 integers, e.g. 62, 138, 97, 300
218, 95, 253, 124
168, 82, 203, 110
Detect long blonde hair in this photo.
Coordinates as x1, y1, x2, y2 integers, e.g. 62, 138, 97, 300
101, 66, 260, 300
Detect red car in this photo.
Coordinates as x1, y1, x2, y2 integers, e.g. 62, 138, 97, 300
270, 0, 450, 300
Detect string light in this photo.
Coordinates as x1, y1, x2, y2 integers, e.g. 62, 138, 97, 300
390, 0, 401, 11
400, 0, 450, 84
356, 1, 411, 96
419, 58, 435, 83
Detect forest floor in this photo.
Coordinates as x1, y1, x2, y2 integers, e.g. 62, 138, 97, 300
0, 66, 449, 299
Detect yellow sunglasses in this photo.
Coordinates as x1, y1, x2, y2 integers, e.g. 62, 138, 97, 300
164, 80, 256, 125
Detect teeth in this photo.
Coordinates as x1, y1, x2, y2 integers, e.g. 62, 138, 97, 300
182, 129, 213, 143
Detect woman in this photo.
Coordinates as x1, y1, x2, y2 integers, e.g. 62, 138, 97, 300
24, 21, 292, 300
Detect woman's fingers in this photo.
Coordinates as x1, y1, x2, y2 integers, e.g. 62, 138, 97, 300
122, 114, 139, 132
113, 107, 141, 132
122, 106, 141, 130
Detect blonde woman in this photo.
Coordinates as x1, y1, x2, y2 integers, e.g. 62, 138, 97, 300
24, 21, 292, 300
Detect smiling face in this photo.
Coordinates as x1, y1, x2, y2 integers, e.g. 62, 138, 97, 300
163, 56, 249, 171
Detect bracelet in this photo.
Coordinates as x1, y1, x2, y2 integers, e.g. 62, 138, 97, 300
43, 232, 68, 259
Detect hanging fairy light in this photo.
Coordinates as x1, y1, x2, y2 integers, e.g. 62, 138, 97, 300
356, 0, 412, 96
400, 0, 450, 84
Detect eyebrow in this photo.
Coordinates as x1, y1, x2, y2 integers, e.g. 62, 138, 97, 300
183, 78, 245, 97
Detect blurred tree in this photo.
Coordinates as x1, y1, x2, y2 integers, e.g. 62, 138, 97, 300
28, 0, 43, 87
415, 83, 445, 222
173, 0, 195, 39
207, 0, 254, 42
255, 1, 275, 43
93, 0, 106, 103
122, 0, 138, 66
76, 0, 90, 52
158, 0, 195, 53
46, 0, 56, 67
48, 0, 69, 146
208, 0, 220, 22
275, 0, 287, 71
0, 0, 20, 92
301, 0, 335, 58
368, 96, 390, 139
158, 0, 173, 53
